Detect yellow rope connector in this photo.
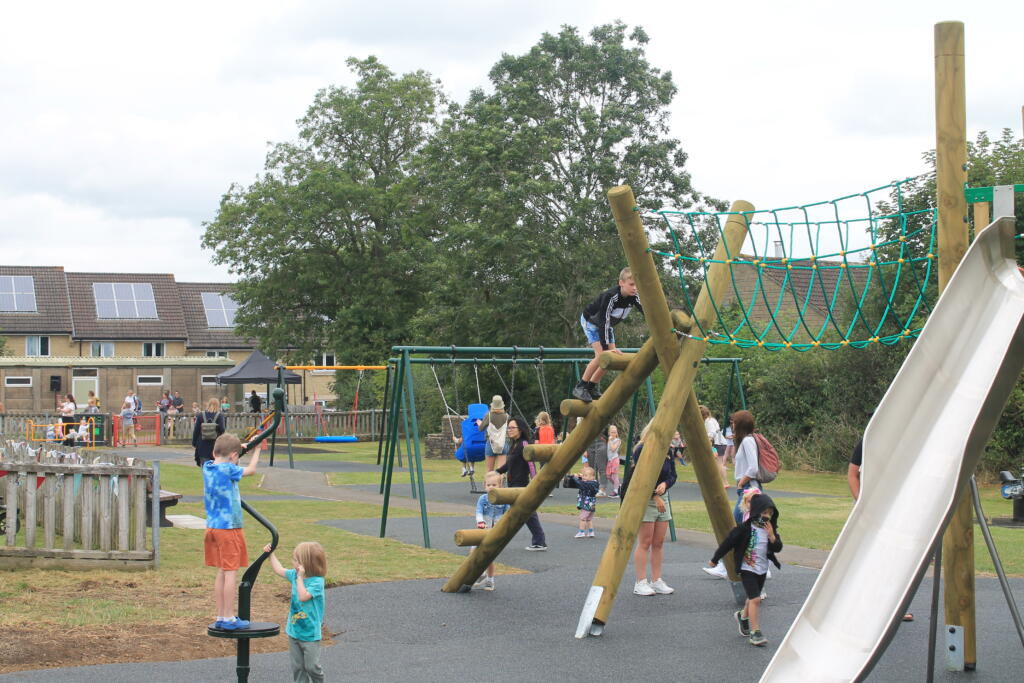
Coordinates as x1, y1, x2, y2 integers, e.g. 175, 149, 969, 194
812, 340, 821, 347
927, 253, 934, 259
840, 263, 847, 269
901, 329, 911, 336
809, 254, 817, 261
840, 339, 850, 346
899, 236, 906, 242
840, 250, 846, 257
870, 336, 880, 343
898, 258, 905, 264
870, 244, 876, 251
869, 261, 877, 267
726, 259, 733, 265
812, 264, 818, 270
784, 341, 792, 348
757, 340, 765, 347
787, 265, 793, 270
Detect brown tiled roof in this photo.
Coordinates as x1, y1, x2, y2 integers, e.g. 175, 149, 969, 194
65, 272, 187, 340
717, 255, 870, 331
178, 282, 256, 349
0, 265, 72, 334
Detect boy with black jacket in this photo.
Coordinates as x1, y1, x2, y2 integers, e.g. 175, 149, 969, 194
572, 267, 643, 402
709, 493, 782, 647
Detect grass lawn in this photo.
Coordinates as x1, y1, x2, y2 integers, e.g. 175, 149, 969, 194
545, 463, 1024, 575
0, 460, 522, 673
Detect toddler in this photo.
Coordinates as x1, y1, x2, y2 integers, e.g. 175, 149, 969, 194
473, 471, 509, 590
265, 541, 327, 682
564, 466, 600, 538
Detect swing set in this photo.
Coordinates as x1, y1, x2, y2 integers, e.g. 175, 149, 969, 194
377, 345, 746, 548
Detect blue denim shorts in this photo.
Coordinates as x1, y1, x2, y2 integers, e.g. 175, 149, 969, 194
580, 315, 613, 346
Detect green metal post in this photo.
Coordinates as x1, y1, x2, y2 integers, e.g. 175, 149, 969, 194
279, 365, 294, 469
401, 383, 417, 500
402, 349, 431, 548
376, 364, 392, 465
379, 354, 405, 536
625, 389, 640, 468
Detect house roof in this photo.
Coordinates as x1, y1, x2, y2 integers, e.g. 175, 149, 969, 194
177, 282, 256, 349
64, 272, 188, 341
0, 265, 73, 334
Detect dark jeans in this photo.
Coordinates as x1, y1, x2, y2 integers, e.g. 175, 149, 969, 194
526, 512, 546, 546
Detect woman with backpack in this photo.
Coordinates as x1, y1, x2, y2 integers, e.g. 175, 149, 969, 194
731, 410, 763, 523
476, 395, 510, 473
193, 397, 226, 467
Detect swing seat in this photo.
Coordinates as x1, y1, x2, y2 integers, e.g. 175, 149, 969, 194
455, 403, 488, 462
315, 435, 359, 443
207, 621, 280, 639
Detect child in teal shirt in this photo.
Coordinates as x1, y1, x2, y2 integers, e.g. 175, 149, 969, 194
265, 541, 328, 682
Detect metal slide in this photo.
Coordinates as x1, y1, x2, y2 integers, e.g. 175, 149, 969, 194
761, 218, 1024, 682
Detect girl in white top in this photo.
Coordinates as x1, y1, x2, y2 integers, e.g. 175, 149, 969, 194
730, 410, 761, 523
606, 425, 622, 497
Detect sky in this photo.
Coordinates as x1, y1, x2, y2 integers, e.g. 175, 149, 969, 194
1, 0, 1021, 281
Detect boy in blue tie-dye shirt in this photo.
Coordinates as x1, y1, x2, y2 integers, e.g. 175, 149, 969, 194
203, 432, 262, 631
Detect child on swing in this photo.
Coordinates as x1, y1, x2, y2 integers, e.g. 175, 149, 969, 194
472, 471, 509, 590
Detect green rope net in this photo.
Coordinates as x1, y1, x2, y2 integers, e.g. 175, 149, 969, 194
652, 177, 937, 351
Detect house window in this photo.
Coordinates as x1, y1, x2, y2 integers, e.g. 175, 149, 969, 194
200, 375, 220, 386
136, 375, 163, 385
200, 293, 239, 328
26, 335, 50, 357
320, 353, 336, 367
142, 342, 165, 357
90, 341, 115, 357
0, 276, 36, 312
4, 376, 32, 387
72, 368, 98, 378
205, 350, 229, 358
93, 282, 158, 319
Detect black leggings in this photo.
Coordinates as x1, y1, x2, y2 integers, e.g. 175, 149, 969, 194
740, 570, 767, 599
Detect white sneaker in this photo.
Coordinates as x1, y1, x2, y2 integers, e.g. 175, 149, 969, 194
760, 590, 768, 601
574, 530, 587, 539
596, 490, 607, 497
702, 562, 728, 579
767, 567, 773, 579
482, 578, 495, 591
649, 578, 675, 594
633, 579, 656, 596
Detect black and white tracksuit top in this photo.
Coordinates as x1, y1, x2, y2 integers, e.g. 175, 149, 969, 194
582, 285, 643, 350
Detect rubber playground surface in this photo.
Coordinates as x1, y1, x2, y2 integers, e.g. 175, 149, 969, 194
4, 450, 1022, 682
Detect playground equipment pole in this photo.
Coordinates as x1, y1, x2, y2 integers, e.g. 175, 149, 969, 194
934, 20, 974, 670
585, 188, 752, 629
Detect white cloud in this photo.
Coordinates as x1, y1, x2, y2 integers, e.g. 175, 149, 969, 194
0, 0, 1021, 283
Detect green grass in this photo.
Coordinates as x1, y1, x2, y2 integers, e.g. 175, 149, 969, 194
547, 462, 1024, 575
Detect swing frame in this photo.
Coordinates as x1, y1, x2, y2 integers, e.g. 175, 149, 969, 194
377, 345, 745, 548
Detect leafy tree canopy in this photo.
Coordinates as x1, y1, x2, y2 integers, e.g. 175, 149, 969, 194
202, 57, 445, 364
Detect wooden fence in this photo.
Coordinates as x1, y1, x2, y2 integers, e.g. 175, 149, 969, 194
0, 440, 159, 569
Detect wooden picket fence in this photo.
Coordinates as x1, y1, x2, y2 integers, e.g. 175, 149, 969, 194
0, 440, 159, 569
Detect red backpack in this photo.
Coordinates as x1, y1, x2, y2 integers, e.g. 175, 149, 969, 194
753, 433, 780, 483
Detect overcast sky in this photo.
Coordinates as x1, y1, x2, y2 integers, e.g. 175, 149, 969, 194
2, 0, 1021, 281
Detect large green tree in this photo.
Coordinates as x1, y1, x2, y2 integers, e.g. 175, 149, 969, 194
412, 22, 720, 348
202, 57, 445, 363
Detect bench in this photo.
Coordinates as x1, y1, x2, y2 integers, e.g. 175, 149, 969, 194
146, 489, 183, 528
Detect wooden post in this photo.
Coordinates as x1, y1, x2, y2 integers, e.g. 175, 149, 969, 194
441, 339, 661, 593
586, 189, 752, 628
973, 202, 990, 234
935, 20, 975, 669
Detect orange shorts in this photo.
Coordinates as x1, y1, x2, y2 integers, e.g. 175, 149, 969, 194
204, 528, 249, 571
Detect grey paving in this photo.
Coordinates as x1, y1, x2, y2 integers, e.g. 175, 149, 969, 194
5, 515, 1022, 682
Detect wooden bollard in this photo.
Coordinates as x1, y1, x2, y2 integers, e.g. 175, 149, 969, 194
524, 445, 558, 463
599, 352, 634, 371
488, 488, 524, 505
560, 398, 592, 417
454, 529, 488, 547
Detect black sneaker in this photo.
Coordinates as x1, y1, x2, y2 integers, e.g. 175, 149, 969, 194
749, 629, 767, 646
588, 381, 603, 399
735, 610, 750, 637
572, 381, 593, 402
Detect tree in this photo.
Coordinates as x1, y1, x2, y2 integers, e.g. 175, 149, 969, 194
412, 22, 721, 348
202, 57, 445, 363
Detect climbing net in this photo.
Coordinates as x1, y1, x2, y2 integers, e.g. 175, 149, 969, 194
652, 177, 937, 351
